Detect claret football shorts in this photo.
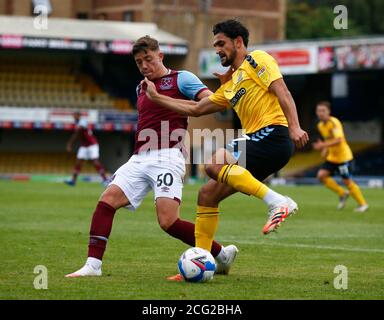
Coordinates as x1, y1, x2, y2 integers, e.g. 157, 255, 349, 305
109, 148, 186, 211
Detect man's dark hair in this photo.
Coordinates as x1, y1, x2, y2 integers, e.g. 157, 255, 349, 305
212, 19, 249, 47
317, 101, 331, 110
132, 35, 159, 56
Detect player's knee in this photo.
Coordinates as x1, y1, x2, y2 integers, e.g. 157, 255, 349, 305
317, 171, 327, 182
159, 220, 170, 231
99, 186, 126, 209
198, 184, 219, 207
99, 191, 116, 208
158, 215, 176, 231
204, 164, 221, 180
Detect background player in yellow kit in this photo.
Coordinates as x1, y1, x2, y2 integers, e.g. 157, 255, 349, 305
313, 101, 369, 212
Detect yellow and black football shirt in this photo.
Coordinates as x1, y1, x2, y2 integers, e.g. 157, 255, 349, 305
209, 50, 288, 134
317, 116, 353, 164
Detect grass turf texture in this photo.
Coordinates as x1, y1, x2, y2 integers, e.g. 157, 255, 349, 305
1, 180, 383, 300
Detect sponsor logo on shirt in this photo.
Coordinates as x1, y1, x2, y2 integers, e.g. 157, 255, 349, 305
230, 87, 246, 107
160, 77, 173, 90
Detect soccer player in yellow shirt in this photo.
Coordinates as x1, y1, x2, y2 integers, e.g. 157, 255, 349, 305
142, 20, 309, 277
313, 101, 368, 212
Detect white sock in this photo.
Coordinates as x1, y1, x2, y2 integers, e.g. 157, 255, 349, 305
86, 257, 102, 270
215, 246, 227, 264
262, 189, 286, 207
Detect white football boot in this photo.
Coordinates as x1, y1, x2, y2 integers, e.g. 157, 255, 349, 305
215, 245, 239, 275
354, 204, 369, 213
337, 192, 350, 210
65, 258, 102, 278
262, 196, 298, 235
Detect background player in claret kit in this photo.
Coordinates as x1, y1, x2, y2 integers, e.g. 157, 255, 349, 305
141, 19, 309, 254
65, 111, 108, 186
313, 101, 369, 212
65, 36, 238, 279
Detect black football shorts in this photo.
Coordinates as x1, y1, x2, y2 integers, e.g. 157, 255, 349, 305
227, 125, 294, 181
320, 160, 353, 179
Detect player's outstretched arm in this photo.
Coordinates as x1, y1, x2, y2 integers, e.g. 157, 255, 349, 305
269, 78, 309, 149
141, 78, 224, 117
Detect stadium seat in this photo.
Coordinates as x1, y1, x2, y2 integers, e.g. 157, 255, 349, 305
0, 59, 132, 111
0, 152, 98, 174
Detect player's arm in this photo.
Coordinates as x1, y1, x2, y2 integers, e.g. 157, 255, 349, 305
195, 88, 213, 100
313, 138, 342, 150
313, 126, 342, 151
66, 129, 80, 152
269, 78, 309, 148
141, 78, 224, 117
313, 121, 343, 151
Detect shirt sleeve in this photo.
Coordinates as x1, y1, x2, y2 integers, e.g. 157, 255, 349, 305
208, 84, 231, 108
77, 119, 87, 129
177, 70, 208, 101
330, 119, 344, 139
247, 51, 283, 90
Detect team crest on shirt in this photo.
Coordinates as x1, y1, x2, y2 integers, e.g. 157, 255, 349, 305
160, 77, 173, 90
257, 67, 270, 85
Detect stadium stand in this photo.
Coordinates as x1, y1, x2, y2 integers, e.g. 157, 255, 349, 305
0, 152, 98, 174
0, 56, 134, 111
280, 142, 378, 177
348, 144, 384, 176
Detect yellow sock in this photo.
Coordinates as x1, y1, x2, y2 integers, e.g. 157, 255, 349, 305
347, 181, 367, 206
217, 164, 268, 199
195, 206, 219, 252
323, 177, 345, 197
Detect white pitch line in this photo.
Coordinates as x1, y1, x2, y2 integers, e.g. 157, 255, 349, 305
219, 239, 384, 254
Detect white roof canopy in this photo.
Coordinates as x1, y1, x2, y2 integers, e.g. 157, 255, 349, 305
0, 15, 188, 54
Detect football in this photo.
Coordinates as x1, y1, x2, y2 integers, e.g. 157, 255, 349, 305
177, 247, 216, 282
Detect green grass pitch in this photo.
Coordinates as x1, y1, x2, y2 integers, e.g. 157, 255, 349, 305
1, 180, 383, 300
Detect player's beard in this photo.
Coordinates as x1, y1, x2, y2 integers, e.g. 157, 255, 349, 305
221, 49, 237, 67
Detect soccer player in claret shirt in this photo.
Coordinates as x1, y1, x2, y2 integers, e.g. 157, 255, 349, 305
313, 101, 368, 212
65, 36, 237, 279
142, 19, 309, 252
65, 111, 108, 186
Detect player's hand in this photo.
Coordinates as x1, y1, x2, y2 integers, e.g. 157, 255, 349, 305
213, 67, 234, 85
320, 147, 328, 158
289, 127, 309, 149
66, 144, 72, 152
312, 139, 325, 151
141, 77, 158, 100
